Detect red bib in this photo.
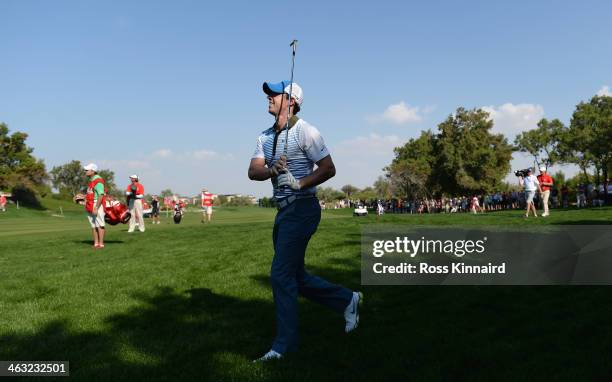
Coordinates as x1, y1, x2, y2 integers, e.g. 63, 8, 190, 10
85, 178, 106, 214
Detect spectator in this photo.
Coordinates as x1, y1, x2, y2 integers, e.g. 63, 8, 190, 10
519, 168, 542, 218
537, 166, 553, 217
561, 184, 569, 208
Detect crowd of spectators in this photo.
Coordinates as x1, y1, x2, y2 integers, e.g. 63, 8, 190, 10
335, 181, 612, 214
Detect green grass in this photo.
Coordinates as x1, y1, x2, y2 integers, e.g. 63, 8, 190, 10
1, 202, 612, 381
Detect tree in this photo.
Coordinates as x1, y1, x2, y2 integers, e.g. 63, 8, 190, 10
552, 171, 566, 187
385, 130, 435, 199
50, 160, 84, 196
434, 108, 514, 195
354, 187, 377, 201
514, 118, 564, 168
341, 184, 359, 199
567, 95, 612, 189
160, 189, 174, 198
556, 125, 593, 182
50, 160, 118, 199
373, 176, 392, 199
0, 123, 48, 207
98, 169, 119, 198
259, 196, 277, 208
317, 187, 344, 202
385, 109, 514, 198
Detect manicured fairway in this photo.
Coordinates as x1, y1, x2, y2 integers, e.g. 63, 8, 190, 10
1, 203, 612, 381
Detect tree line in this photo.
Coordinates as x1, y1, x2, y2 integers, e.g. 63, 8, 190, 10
1, 93, 609, 207
0, 123, 120, 207
515, 95, 612, 186
386, 94, 611, 200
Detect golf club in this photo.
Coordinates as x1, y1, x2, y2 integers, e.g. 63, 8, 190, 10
283, 39, 298, 157
275, 39, 297, 192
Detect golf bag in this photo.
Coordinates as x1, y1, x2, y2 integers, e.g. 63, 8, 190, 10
173, 203, 182, 224
104, 199, 131, 225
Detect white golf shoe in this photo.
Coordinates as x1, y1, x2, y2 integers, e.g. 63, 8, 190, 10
344, 291, 363, 333
253, 349, 282, 363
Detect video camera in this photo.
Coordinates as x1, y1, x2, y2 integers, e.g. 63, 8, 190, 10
514, 169, 530, 177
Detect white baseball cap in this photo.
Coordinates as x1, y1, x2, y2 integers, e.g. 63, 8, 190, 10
129, 174, 139, 180
263, 80, 303, 107
539, 166, 547, 172
83, 163, 98, 172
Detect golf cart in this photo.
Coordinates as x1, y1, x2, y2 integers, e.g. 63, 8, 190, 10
353, 205, 368, 217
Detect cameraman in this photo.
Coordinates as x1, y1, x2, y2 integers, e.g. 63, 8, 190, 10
519, 168, 542, 218
537, 166, 554, 216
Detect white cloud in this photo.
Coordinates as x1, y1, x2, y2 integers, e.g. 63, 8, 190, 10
86, 147, 249, 197
152, 148, 172, 158
481, 103, 544, 138
597, 85, 611, 97
369, 101, 423, 125
330, 134, 404, 189
334, 134, 402, 155
190, 150, 218, 160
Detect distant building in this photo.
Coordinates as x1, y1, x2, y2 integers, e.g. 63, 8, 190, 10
216, 194, 258, 205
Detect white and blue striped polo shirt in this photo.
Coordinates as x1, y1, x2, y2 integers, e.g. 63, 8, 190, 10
252, 117, 330, 199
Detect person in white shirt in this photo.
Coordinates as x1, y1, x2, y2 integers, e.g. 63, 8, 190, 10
519, 168, 542, 218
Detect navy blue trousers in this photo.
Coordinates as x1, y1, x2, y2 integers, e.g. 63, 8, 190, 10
271, 197, 353, 354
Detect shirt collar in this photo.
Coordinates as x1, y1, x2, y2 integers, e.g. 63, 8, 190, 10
273, 115, 300, 133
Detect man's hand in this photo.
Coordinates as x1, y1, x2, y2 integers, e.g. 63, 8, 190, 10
270, 159, 285, 176
269, 155, 288, 177
277, 170, 301, 190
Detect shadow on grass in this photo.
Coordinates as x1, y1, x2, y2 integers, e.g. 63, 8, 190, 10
249, 257, 612, 381
551, 220, 612, 225
74, 240, 125, 245
4, 276, 612, 381
0, 287, 278, 381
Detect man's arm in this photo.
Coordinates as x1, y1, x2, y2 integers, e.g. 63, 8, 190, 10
248, 158, 274, 181
534, 177, 542, 193
296, 155, 336, 189
248, 156, 287, 181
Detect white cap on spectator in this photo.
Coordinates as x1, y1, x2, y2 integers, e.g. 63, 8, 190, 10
539, 165, 547, 172
83, 163, 98, 172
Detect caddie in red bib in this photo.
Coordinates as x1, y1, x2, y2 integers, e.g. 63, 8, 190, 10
83, 163, 107, 249
201, 188, 214, 223
126, 175, 146, 233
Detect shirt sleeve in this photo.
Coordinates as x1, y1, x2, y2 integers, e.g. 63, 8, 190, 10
94, 182, 105, 196
298, 123, 330, 163
252, 135, 265, 159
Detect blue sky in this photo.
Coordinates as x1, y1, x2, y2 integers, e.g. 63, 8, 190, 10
1, 0, 611, 197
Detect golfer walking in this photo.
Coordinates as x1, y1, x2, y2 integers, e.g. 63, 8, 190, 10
248, 80, 362, 362
125, 175, 145, 232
